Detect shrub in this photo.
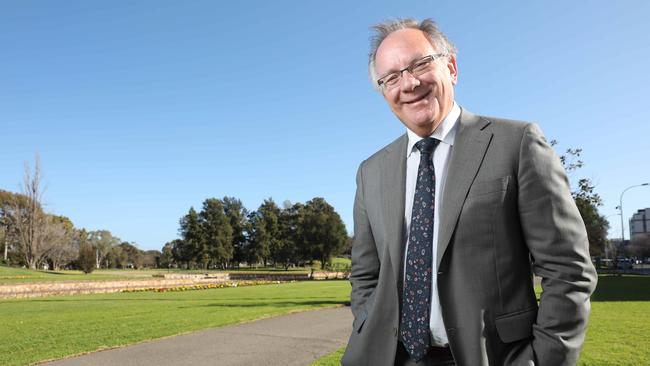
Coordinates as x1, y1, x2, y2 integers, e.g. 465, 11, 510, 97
78, 243, 95, 274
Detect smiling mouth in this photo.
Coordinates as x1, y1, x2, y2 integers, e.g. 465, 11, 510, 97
404, 90, 431, 104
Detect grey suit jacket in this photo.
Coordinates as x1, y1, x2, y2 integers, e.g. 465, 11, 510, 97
342, 109, 597, 366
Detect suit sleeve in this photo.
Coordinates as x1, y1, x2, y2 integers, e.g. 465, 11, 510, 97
349, 161, 380, 324
516, 123, 598, 365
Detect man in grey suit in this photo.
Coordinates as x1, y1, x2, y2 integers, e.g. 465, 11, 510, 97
342, 18, 597, 366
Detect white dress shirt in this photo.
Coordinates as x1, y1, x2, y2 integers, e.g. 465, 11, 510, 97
404, 101, 460, 346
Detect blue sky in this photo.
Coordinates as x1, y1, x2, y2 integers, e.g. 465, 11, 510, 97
2, 1, 649, 250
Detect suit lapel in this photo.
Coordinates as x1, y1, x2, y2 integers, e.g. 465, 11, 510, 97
437, 110, 493, 269
380, 134, 408, 289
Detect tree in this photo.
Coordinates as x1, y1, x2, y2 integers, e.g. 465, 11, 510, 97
8, 155, 53, 269
160, 241, 176, 268
88, 230, 120, 269
71, 228, 89, 266
0, 190, 13, 262
246, 198, 282, 268
2, 188, 79, 269
178, 207, 203, 268
552, 141, 610, 257
276, 201, 304, 270
247, 211, 269, 268
78, 242, 96, 274
117, 242, 143, 269
46, 215, 77, 270
300, 197, 348, 269
200, 198, 233, 269
258, 199, 281, 267
222, 196, 248, 267
0, 222, 6, 263
142, 250, 161, 268
0, 190, 30, 264
573, 181, 609, 257
0, 191, 13, 262
343, 235, 354, 256
628, 234, 650, 259
107, 245, 127, 268
168, 239, 186, 267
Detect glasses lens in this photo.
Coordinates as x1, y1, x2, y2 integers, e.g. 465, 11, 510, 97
383, 74, 401, 89
411, 59, 432, 75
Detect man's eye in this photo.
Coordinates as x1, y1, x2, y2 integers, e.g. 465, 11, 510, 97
384, 74, 400, 85
412, 61, 430, 72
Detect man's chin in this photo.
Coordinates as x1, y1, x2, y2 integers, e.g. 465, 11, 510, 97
407, 115, 435, 129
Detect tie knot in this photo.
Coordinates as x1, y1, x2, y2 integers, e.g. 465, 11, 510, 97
415, 137, 438, 155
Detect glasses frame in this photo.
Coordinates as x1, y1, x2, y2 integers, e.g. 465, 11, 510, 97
377, 53, 448, 91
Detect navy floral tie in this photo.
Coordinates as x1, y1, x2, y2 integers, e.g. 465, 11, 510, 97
400, 137, 439, 361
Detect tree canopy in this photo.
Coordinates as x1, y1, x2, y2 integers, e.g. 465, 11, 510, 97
552, 140, 610, 257
168, 196, 350, 269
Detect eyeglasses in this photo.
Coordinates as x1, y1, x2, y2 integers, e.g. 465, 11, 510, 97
377, 53, 448, 91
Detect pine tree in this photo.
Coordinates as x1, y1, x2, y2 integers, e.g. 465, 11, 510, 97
200, 198, 233, 269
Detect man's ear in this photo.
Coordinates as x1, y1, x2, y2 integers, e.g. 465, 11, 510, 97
447, 54, 458, 86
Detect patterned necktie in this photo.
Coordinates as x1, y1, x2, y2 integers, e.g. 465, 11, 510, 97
400, 137, 439, 361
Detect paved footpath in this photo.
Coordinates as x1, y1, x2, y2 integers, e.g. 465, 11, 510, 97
40, 306, 352, 366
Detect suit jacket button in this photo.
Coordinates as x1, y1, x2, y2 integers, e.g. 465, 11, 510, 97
437, 271, 444, 275
393, 327, 398, 337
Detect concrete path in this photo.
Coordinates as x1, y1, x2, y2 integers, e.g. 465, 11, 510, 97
40, 306, 352, 366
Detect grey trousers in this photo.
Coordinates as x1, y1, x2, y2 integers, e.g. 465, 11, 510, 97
394, 341, 456, 366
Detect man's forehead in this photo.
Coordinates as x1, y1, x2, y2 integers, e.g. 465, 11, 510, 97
378, 29, 434, 52
375, 29, 435, 71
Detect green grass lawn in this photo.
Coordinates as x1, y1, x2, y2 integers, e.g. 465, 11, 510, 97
578, 275, 650, 366
0, 280, 351, 366
310, 347, 346, 366
311, 275, 650, 366
0, 259, 352, 284
0, 266, 164, 283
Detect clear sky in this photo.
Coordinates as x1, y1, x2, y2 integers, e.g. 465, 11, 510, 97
2, 1, 649, 250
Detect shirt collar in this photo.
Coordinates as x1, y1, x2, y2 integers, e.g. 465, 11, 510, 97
406, 101, 460, 158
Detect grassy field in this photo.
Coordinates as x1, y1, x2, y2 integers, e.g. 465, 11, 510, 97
310, 347, 346, 366
311, 275, 650, 366
0, 266, 158, 283
5, 267, 643, 366
578, 275, 650, 365
0, 259, 351, 284
0, 280, 351, 366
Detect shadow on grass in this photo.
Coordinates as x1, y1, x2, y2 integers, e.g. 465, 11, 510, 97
35, 270, 70, 276
12, 297, 351, 305
195, 300, 348, 308
591, 275, 650, 301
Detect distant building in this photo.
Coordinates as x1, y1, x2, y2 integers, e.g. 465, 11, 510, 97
630, 208, 650, 240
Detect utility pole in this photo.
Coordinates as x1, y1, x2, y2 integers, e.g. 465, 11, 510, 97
616, 183, 649, 271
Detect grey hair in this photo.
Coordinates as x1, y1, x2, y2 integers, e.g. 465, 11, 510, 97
368, 18, 457, 91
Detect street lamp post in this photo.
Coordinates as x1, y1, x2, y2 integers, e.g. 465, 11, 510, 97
619, 183, 649, 243
615, 183, 650, 268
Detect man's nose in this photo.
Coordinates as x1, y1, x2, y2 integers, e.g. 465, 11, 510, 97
400, 71, 420, 91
